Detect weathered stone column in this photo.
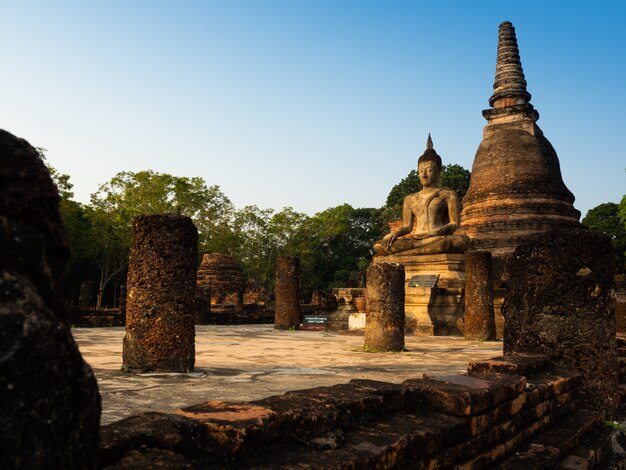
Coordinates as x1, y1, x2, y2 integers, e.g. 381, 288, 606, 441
122, 214, 198, 373
464, 251, 496, 341
118, 284, 127, 315
364, 263, 405, 351
274, 256, 301, 329
504, 228, 618, 417
79, 280, 94, 309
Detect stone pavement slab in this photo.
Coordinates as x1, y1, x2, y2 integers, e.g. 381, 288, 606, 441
72, 325, 502, 425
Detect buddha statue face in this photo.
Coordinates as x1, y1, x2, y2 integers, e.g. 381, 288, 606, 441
418, 161, 440, 188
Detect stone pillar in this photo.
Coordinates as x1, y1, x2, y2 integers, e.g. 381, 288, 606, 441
274, 256, 301, 329
364, 263, 405, 352
503, 228, 618, 417
464, 251, 496, 341
118, 285, 127, 315
78, 280, 94, 309
122, 214, 198, 373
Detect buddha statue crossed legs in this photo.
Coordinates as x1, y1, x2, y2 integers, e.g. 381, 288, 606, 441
374, 135, 470, 256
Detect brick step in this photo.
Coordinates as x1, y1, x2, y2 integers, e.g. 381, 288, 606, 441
231, 410, 470, 469
467, 352, 550, 376
496, 408, 602, 469
556, 424, 615, 469
97, 368, 583, 468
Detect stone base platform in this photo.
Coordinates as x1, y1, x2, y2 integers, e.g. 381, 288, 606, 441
373, 253, 466, 336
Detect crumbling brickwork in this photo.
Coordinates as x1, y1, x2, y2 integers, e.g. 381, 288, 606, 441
364, 262, 405, 351
274, 256, 301, 329
122, 214, 198, 372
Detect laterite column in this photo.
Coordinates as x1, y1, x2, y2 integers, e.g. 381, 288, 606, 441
122, 214, 198, 372
464, 251, 496, 341
364, 263, 405, 351
274, 256, 301, 329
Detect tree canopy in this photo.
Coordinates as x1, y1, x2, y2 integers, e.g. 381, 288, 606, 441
39, 156, 469, 306
582, 201, 626, 271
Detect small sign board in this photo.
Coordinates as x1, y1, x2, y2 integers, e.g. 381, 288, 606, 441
408, 274, 439, 288
303, 315, 329, 325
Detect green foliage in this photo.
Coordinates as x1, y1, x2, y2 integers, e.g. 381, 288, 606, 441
583, 201, 626, 271
439, 164, 471, 200
88, 170, 236, 307
290, 205, 383, 297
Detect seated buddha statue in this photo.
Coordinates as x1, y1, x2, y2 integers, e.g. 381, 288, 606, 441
374, 135, 471, 256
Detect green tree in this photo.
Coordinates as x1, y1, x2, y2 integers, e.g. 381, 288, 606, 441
89, 170, 235, 307
619, 194, 626, 229
290, 204, 383, 298
230, 206, 308, 290
37, 147, 101, 303
583, 201, 626, 271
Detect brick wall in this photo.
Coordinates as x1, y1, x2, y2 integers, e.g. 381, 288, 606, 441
98, 353, 610, 468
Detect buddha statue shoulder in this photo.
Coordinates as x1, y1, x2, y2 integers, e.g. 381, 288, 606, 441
374, 135, 471, 256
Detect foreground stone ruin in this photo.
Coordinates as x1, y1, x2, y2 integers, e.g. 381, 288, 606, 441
98, 353, 621, 468
504, 228, 618, 417
0, 129, 101, 468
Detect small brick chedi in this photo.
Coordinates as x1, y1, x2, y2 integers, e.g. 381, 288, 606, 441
274, 256, 301, 329
0, 129, 101, 468
364, 263, 405, 351
123, 214, 198, 373
196, 252, 245, 307
504, 228, 618, 417
458, 21, 580, 277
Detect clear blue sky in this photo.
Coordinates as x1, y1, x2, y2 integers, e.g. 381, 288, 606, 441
2, 1, 625, 218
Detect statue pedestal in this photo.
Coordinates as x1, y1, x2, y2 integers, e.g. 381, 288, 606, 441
373, 253, 465, 336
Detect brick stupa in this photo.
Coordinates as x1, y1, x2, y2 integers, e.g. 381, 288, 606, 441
459, 21, 581, 277
196, 253, 245, 306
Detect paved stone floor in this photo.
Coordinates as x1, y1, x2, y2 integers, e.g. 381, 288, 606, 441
73, 325, 503, 425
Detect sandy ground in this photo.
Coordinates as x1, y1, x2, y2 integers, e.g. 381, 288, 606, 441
72, 325, 503, 425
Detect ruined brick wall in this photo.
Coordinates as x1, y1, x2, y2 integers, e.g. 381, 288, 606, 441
503, 228, 618, 417
0, 129, 100, 468
98, 354, 595, 468
122, 214, 198, 373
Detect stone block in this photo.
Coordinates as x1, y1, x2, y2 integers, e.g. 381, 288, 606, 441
467, 353, 550, 376
403, 372, 526, 417
503, 228, 618, 417
0, 129, 100, 468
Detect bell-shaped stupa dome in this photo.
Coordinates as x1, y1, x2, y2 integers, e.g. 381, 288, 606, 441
458, 21, 581, 278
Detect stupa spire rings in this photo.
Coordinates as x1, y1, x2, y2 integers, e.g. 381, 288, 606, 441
489, 21, 532, 108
